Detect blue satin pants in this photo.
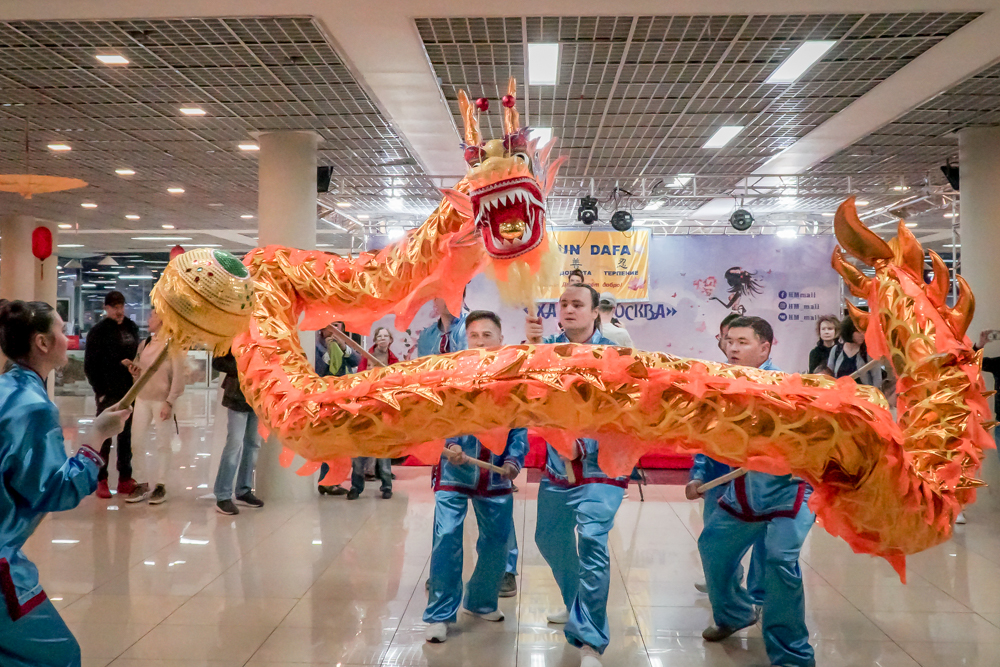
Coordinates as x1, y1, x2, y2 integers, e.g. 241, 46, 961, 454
423, 491, 513, 624
699, 503, 816, 667
0, 598, 80, 667
535, 480, 624, 655
702, 486, 765, 603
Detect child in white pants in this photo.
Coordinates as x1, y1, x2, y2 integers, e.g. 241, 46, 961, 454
124, 310, 186, 504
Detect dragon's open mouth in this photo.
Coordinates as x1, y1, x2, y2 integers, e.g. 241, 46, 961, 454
470, 176, 545, 259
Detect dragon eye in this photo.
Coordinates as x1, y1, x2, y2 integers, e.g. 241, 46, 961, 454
464, 145, 486, 166
513, 152, 530, 164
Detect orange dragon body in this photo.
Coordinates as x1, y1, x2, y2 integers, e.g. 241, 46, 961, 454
232, 79, 992, 578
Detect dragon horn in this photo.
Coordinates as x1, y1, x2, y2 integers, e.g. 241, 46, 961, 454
831, 246, 872, 298
945, 274, 975, 339
845, 300, 870, 332
502, 76, 520, 136
457, 90, 481, 146
926, 250, 950, 308
834, 197, 892, 266
892, 219, 926, 278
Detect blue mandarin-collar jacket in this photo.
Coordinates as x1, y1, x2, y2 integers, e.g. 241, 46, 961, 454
417, 311, 468, 357
0, 365, 103, 619
712, 358, 812, 521
433, 429, 528, 496
540, 329, 629, 488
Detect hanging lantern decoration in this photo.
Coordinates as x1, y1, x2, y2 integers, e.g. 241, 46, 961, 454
170, 244, 185, 260
31, 226, 52, 279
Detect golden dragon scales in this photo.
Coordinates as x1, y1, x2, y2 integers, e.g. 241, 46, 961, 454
226, 78, 993, 577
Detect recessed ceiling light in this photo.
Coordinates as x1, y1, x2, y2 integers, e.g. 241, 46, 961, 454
776, 227, 798, 238
238, 143, 259, 151
855, 200, 870, 206
336, 202, 351, 208
58, 244, 84, 248
47, 143, 71, 151
357, 214, 370, 220
208, 203, 224, 207
821, 212, 835, 217
161, 224, 175, 229
240, 214, 254, 219
81, 202, 97, 209
527, 43, 560, 85
96, 54, 129, 65
944, 212, 958, 218
703, 126, 744, 149
893, 185, 910, 191
131, 236, 192, 241
115, 168, 135, 176
905, 222, 918, 228
180, 108, 205, 116
58, 223, 73, 229
125, 214, 140, 220
167, 187, 185, 194
765, 41, 836, 84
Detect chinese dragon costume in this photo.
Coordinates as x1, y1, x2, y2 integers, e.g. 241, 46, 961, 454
149, 78, 991, 580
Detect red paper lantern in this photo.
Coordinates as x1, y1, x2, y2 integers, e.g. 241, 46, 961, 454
32, 226, 53, 280
170, 244, 185, 260
31, 226, 52, 262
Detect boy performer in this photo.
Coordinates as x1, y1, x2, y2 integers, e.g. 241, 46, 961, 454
423, 311, 527, 643
525, 284, 625, 667
699, 316, 815, 667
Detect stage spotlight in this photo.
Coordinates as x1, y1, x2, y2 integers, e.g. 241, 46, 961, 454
577, 196, 598, 225
729, 208, 754, 231
940, 159, 959, 192
610, 210, 633, 232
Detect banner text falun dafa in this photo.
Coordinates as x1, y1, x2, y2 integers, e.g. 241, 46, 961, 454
538, 229, 649, 301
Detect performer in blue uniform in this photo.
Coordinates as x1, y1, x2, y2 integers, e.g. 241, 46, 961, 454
686, 312, 763, 599
416, 297, 467, 357
0, 301, 130, 667
423, 311, 527, 643
699, 316, 816, 667
526, 284, 624, 667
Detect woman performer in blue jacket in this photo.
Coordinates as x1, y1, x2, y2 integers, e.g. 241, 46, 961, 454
0, 301, 130, 666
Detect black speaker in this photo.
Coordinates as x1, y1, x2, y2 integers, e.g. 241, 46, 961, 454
940, 161, 959, 192
729, 208, 754, 231
610, 210, 633, 232
317, 166, 333, 193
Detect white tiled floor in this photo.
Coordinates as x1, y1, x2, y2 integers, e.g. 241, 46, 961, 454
23, 388, 1000, 666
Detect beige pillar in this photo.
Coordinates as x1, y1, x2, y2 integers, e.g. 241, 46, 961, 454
959, 127, 1000, 509
254, 130, 320, 502
0, 215, 58, 391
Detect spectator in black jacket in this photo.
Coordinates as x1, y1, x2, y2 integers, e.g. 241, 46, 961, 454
807, 315, 840, 374
84, 291, 139, 499
211, 351, 264, 515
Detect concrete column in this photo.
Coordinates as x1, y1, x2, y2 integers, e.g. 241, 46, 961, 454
254, 130, 320, 502
959, 127, 1000, 509
1, 215, 58, 392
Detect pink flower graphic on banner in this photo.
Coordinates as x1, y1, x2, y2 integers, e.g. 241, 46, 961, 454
693, 276, 717, 297
627, 277, 646, 291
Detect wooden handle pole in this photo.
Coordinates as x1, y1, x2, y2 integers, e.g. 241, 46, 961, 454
113, 341, 171, 411
850, 357, 882, 380
447, 445, 507, 474
696, 467, 749, 495
327, 327, 385, 369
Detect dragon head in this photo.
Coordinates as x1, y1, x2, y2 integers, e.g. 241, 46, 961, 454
443, 78, 565, 264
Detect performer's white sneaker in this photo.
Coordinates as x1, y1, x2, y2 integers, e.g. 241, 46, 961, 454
546, 608, 569, 624
424, 622, 448, 643
694, 581, 708, 593
462, 608, 504, 622
580, 645, 602, 667
956, 511, 967, 525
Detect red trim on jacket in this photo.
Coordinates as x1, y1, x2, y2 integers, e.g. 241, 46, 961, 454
543, 468, 628, 489
0, 559, 47, 621
719, 476, 806, 523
